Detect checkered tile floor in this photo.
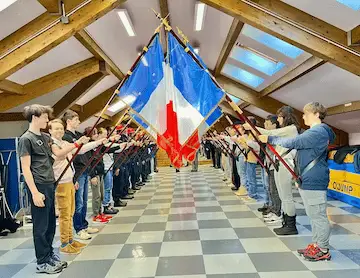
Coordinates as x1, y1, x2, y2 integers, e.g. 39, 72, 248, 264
1, 166, 360, 278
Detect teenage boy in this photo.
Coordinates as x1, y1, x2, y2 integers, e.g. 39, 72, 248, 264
18, 105, 66, 274
49, 119, 106, 254
259, 102, 335, 261
260, 115, 282, 226
62, 110, 98, 240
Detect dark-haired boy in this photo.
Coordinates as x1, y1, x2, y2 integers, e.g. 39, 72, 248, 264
18, 105, 66, 274
62, 110, 98, 240
260, 102, 335, 261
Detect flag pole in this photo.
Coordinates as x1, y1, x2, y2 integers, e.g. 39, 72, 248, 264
56, 22, 166, 184
152, 11, 297, 180
73, 112, 131, 182
88, 118, 133, 173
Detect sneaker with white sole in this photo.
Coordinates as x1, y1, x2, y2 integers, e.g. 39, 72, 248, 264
51, 252, 68, 268
264, 213, 283, 225
36, 260, 63, 274
86, 227, 99, 234
76, 229, 92, 240
234, 186, 248, 196
263, 212, 275, 219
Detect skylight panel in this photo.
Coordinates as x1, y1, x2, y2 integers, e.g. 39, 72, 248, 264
230, 46, 285, 76
337, 0, 360, 11
242, 25, 303, 59
227, 94, 241, 104
223, 64, 264, 88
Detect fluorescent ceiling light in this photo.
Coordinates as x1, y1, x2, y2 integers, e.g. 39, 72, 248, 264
117, 10, 136, 37
194, 2, 206, 31
344, 102, 352, 107
194, 48, 200, 54
0, 0, 17, 12
108, 95, 136, 113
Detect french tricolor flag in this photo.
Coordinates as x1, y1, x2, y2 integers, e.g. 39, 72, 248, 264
117, 33, 224, 168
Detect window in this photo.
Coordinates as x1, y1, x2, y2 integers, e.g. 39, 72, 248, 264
222, 64, 264, 88
337, 0, 360, 11
227, 94, 241, 104
230, 46, 285, 76
242, 25, 303, 59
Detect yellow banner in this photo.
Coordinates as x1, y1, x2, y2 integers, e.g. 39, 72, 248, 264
328, 179, 360, 198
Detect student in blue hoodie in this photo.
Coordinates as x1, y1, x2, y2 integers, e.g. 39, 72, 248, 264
259, 102, 335, 262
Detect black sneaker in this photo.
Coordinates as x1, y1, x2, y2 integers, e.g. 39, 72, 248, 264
122, 195, 134, 200
231, 186, 238, 191
128, 189, 136, 194
103, 206, 118, 214
114, 200, 127, 207
132, 186, 141, 190
37, 260, 63, 274
258, 204, 269, 212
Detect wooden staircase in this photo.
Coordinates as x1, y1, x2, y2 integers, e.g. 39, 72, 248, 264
156, 148, 212, 167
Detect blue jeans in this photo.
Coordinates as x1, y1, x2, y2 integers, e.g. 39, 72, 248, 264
73, 172, 89, 233
103, 170, 113, 207
261, 167, 270, 205
246, 162, 258, 199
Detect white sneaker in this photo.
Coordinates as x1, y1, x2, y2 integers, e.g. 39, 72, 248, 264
86, 227, 99, 234
263, 212, 275, 219
76, 229, 92, 240
264, 214, 283, 225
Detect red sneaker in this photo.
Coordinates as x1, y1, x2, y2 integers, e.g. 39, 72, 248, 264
100, 214, 112, 220
297, 243, 316, 256
93, 215, 109, 223
303, 246, 331, 261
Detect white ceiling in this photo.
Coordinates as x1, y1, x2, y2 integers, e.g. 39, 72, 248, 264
7, 37, 93, 84
325, 110, 360, 133
78, 116, 104, 133
7, 82, 78, 112
281, 0, 360, 31
0, 0, 45, 41
76, 74, 119, 105
245, 105, 271, 119
86, 0, 162, 74
168, 0, 233, 70
271, 63, 360, 110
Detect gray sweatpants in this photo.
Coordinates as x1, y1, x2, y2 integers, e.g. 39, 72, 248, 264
91, 175, 104, 216
274, 162, 296, 216
269, 170, 281, 216
299, 188, 330, 249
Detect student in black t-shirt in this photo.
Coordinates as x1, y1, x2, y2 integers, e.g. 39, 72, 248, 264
18, 105, 66, 274
61, 110, 99, 240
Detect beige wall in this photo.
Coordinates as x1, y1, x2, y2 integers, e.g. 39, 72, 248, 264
349, 133, 360, 146
0, 121, 28, 139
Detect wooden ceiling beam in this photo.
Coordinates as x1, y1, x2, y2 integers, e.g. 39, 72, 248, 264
200, 0, 360, 76
247, 0, 347, 45
0, 0, 124, 80
0, 112, 25, 122
53, 71, 107, 117
350, 25, 360, 46
37, 0, 85, 13
0, 13, 57, 57
260, 56, 326, 97
0, 58, 105, 112
159, 0, 171, 26
0, 80, 24, 95
74, 29, 124, 80
327, 101, 360, 116
217, 75, 349, 145
214, 19, 244, 76
75, 84, 118, 122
